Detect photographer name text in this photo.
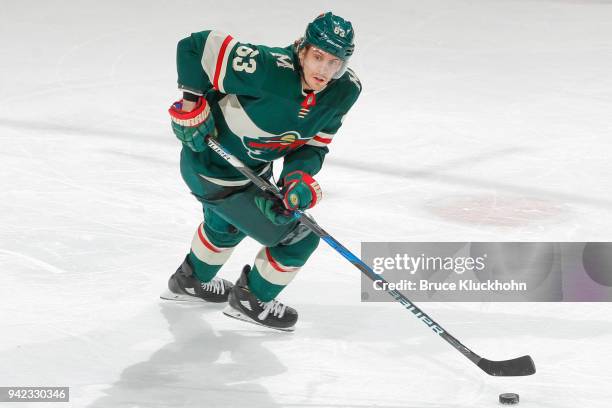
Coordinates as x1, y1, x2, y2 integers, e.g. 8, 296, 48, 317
373, 279, 527, 292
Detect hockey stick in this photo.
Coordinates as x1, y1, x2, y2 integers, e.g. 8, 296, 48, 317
205, 135, 536, 377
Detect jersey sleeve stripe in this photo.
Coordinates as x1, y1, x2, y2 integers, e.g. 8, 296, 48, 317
307, 133, 334, 147
313, 135, 333, 144
201, 31, 225, 83
307, 140, 327, 147
201, 31, 236, 93
214, 36, 236, 92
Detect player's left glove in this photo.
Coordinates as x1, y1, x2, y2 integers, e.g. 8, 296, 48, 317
168, 97, 215, 152
281, 170, 322, 211
254, 171, 322, 225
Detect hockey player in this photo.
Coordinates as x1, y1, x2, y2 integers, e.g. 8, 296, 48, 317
161, 12, 362, 331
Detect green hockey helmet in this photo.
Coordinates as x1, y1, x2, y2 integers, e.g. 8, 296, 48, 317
300, 12, 355, 79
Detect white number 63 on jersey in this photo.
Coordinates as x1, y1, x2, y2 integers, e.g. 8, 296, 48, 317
232, 45, 259, 73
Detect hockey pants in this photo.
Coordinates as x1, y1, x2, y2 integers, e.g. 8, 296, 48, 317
180, 153, 320, 302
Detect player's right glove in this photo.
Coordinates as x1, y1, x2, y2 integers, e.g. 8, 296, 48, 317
168, 97, 215, 152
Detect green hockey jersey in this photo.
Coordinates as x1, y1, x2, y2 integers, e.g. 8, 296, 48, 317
176, 30, 362, 185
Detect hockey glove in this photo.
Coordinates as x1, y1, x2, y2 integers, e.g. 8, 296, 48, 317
169, 97, 215, 152
281, 170, 322, 211
254, 194, 294, 225
254, 170, 323, 225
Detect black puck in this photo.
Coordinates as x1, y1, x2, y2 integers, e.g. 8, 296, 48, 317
499, 393, 519, 405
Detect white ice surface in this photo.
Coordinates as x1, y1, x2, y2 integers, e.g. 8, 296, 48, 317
1, 0, 612, 407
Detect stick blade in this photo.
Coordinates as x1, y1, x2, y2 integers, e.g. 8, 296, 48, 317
478, 355, 536, 376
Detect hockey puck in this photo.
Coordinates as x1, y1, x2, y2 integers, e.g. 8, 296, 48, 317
499, 393, 519, 405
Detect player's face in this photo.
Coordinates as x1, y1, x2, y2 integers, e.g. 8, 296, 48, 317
299, 46, 343, 91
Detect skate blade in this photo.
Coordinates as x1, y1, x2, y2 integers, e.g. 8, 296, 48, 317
222, 306, 295, 332
160, 290, 207, 303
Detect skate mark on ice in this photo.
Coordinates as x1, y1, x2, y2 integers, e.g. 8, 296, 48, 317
0, 249, 67, 274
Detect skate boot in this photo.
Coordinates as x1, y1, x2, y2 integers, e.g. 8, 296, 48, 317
160, 256, 233, 303
223, 265, 298, 331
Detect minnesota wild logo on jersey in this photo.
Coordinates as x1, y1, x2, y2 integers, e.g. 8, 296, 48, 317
243, 132, 310, 161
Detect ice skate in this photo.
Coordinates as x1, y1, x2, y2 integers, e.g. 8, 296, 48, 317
223, 265, 298, 331
160, 256, 233, 303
